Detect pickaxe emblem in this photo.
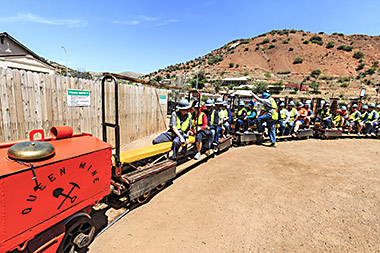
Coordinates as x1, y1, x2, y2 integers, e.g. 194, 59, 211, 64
53, 182, 80, 210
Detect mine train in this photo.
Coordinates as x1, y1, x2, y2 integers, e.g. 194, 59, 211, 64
0, 73, 378, 253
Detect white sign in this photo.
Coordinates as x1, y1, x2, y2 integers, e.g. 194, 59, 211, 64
159, 95, 167, 105
67, 89, 90, 107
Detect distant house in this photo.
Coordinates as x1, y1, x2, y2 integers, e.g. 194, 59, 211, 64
0, 32, 55, 74
222, 76, 250, 86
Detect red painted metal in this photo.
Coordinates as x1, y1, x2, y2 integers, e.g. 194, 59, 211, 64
50, 126, 74, 139
0, 129, 112, 252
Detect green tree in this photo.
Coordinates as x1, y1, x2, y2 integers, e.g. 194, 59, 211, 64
293, 58, 304, 64
229, 62, 234, 68
326, 41, 335, 49
310, 81, 320, 94
253, 81, 268, 94
311, 69, 322, 78
264, 71, 271, 78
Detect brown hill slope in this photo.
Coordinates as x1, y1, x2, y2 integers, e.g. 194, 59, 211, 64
149, 30, 380, 99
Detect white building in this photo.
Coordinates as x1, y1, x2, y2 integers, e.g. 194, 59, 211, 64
222, 76, 250, 86
0, 32, 55, 74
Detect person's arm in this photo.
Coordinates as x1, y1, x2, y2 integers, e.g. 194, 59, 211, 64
371, 112, 378, 123
238, 110, 247, 120
200, 113, 208, 130
169, 112, 186, 143
247, 110, 257, 119
353, 112, 361, 122
284, 110, 290, 124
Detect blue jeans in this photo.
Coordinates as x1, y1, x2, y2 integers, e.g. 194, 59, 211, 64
279, 121, 287, 136
257, 114, 276, 143
223, 123, 230, 135
323, 119, 332, 129
153, 131, 182, 159
213, 126, 221, 144
371, 122, 379, 134
235, 119, 245, 132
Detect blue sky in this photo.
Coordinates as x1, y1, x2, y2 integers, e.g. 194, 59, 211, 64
1, 0, 379, 74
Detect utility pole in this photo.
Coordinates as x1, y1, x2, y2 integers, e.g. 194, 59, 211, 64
195, 60, 199, 90
61, 45, 68, 77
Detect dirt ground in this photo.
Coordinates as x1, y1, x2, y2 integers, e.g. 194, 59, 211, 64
89, 138, 380, 252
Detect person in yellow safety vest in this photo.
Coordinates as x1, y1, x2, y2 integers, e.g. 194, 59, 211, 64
190, 101, 212, 160
244, 100, 257, 134
373, 104, 380, 135
357, 105, 369, 136
332, 109, 343, 129
251, 91, 278, 147
347, 104, 361, 135
215, 97, 226, 141
204, 99, 220, 153
287, 101, 299, 134
216, 98, 230, 138
363, 103, 379, 136
152, 98, 192, 160
233, 101, 247, 133
278, 102, 290, 136
318, 103, 332, 129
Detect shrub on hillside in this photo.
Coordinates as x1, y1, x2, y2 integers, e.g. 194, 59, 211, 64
244, 47, 249, 51
289, 47, 294, 51
353, 51, 364, 59
337, 45, 353, 52
290, 29, 297, 33
262, 38, 270, 44
207, 54, 224, 65
268, 44, 276, 49
356, 63, 365, 70
282, 40, 289, 44
229, 62, 234, 68
272, 39, 277, 42
326, 41, 335, 49
303, 40, 309, 44
235, 64, 240, 68
293, 58, 304, 64
337, 76, 350, 83
373, 61, 379, 68
240, 39, 250, 44
340, 83, 349, 88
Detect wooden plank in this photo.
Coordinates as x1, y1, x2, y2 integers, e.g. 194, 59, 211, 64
38, 73, 48, 134
27, 71, 37, 131
33, 72, 43, 134
0, 68, 4, 141
1, 68, 11, 141
6, 69, 18, 139
61, 76, 68, 126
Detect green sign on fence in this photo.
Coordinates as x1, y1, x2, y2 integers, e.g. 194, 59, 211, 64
159, 95, 167, 105
67, 89, 90, 107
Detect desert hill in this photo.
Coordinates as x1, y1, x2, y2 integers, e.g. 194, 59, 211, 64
148, 29, 380, 100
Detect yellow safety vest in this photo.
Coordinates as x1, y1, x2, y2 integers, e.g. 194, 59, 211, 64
333, 115, 341, 125
349, 111, 359, 120
176, 112, 192, 132
210, 109, 218, 125
192, 112, 205, 126
321, 109, 331, 118
289, 108, 297, 121
263, 98, 278, 120
237, 108, 246, 117
280, 109, 288, 120
219, 109, 228, 119
359, 112, 368, 123
366, 111, 376, 123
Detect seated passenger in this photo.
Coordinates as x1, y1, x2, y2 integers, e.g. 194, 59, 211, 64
233, 101, 247, 133
340, 106, 349, 130
304, 102, 314, 126
215, 98, 226, 139
204, 99, 219, 152
220, 101, 232, 137
152, 98, 192, 160
347, 104, 361, 134
191, 102, 212, 160
357, 105, 369, 136
244, 100, 257, 133
287, 101, 298, 134
319, 103, 332, 129
332, 109, 343, 129
278, 102, 290, 136
372, 104, 380, 135
363, 103, 379, 136
292, 102, 307, 136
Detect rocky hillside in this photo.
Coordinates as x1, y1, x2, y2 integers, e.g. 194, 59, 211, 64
148, 29, 380, 100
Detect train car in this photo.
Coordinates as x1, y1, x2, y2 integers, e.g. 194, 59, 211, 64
1, 127, 112, 253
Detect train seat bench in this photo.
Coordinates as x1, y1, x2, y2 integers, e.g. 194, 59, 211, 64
120, 136, 196, 164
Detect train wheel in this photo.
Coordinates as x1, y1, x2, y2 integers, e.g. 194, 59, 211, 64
58, 214, 95, 253
156, 182, 166, 191
136, 191, 151, 204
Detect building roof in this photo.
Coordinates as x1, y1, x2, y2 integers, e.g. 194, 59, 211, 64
0, 32, 54, 68
222, 76, 251, 81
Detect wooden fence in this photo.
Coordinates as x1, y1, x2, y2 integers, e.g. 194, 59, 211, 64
0, 68, 168, 146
